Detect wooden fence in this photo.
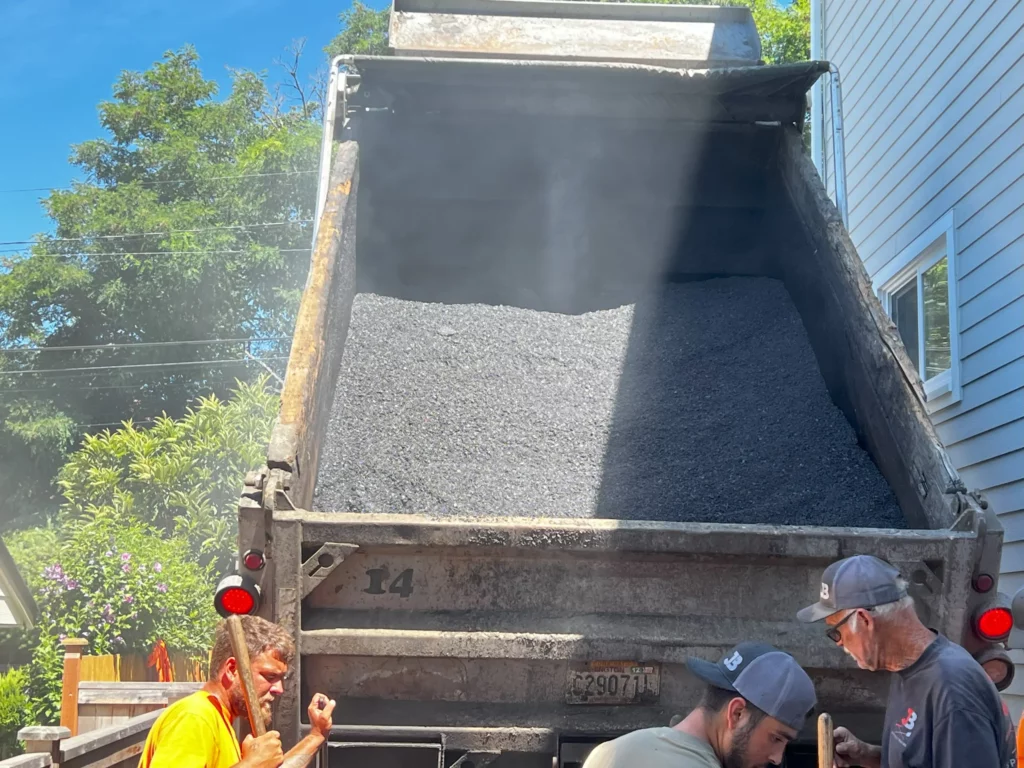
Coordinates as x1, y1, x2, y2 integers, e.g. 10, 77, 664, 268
76, 682, 202, 735
0, 641, 212, 768
5, 711, 162, 768
61, 639, 206, 736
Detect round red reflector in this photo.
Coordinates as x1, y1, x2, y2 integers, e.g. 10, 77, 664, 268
243, 551, 265, 571
974, 574, 995, 593
977, 607, 1013, 640
219, 587, 256, 616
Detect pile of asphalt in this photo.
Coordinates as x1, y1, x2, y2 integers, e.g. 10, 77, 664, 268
313, 277, 906, 528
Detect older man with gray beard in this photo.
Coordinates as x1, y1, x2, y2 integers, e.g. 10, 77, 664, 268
797, 554, 1016, 768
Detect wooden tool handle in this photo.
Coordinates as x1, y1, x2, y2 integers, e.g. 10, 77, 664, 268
818, 712, 834, 768
227, 614, 267, 736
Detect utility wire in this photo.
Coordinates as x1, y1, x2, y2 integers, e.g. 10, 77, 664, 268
2, 377, 254, 395
0, 169, 317, 195
76, 419, 158, 429
0, 356, 289, 376
0, 246, 312, 257
0, 220, 313, 247
1, 337, 289, 354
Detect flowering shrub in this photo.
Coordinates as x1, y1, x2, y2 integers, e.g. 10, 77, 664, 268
6, 516, 219, 723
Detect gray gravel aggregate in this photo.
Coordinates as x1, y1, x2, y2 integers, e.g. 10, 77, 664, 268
313, 277, 906, 528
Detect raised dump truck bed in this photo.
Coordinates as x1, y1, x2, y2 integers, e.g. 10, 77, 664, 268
229, 2, 1012, 766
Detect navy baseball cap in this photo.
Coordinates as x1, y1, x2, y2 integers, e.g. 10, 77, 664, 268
685, 642, 817, 731
797, 555, 907, 623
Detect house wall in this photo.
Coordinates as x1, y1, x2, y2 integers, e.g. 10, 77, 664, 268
816, 0, 1024, 715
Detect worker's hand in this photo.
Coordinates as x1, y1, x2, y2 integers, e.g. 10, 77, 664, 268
240, 730, 284, 768
833, 726, 881, 768
307, 693, 336, 739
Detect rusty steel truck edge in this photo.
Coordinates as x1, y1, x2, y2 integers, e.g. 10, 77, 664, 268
214, 2, 1021, 766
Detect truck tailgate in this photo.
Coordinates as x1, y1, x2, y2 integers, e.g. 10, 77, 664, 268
275, 511, 977, 749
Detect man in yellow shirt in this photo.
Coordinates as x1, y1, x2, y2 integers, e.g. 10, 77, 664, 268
139, 615, 336, 768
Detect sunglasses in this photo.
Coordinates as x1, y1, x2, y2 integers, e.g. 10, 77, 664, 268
826, 608, 871, 644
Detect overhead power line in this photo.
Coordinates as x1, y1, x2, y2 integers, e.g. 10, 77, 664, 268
77, 419, 158, 429
2, 377, 255, 395
0, 220, 313, 247
0, 356, 289, 376
0, 169, 317, 195
1, 337, 289, 354
0, 246, 312, 257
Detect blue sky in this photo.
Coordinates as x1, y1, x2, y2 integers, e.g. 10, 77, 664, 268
0, 0, 386, 248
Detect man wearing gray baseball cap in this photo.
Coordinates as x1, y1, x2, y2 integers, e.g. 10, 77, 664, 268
798, 554, 1016, 768
582, 642, 816, 768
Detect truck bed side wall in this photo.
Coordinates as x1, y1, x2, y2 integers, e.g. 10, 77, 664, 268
772, 129, 961, 533
268, 143, 360, 507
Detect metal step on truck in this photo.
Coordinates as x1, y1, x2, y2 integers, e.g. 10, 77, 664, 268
213, 1, 1020, 766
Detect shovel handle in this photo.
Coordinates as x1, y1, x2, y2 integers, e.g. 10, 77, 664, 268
227, 614, 267, 737
818, 713, 834, 768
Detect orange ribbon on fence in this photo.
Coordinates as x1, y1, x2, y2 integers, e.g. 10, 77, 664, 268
147, 639, 174, 683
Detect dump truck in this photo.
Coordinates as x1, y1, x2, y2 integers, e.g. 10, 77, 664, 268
215, 2, 1019, 765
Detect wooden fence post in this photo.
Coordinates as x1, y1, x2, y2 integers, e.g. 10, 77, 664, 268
59, 639, 89, 736
18, 725, 71, 767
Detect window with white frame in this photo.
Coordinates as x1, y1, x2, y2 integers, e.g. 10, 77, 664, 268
874, 212, 961, 408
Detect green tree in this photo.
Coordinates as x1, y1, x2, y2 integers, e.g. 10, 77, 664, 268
326, 1, 391, 58
0, 47, 319, 523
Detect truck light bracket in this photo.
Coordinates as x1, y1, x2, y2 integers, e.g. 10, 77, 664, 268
302, 543, 360, 598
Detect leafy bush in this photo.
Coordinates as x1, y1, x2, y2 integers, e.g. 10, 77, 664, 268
0, 667, 29, 758
57, 377, 278, 573
2, 380, 278, 724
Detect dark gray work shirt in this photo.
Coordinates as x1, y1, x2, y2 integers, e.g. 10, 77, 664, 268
882, 634, 1016, 768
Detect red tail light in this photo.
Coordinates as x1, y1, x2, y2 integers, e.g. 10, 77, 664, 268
975, 606, 1013, 641
214, 574, 261, 618
243, 549, 266, 571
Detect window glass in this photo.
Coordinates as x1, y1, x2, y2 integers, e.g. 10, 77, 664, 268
922, 256, 950, 379
892, 279, 920, 373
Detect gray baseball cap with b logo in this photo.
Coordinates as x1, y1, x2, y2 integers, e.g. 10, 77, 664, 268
685, 642, 817, 731
797, 554, 907, 623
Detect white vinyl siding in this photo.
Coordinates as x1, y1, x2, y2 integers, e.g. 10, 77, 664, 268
819, 0, 1024, 718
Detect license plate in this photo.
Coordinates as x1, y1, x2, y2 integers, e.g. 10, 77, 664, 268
565, 661, 661, 705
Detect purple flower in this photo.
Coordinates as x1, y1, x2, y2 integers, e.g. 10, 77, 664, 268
101, 604, 115, 623
59, 634, 67, 642
122, 563, 131, 573
121, 553, 131, 562
105, 551, 114, 557
152, 563, 163, 574
43, 564, 65, 582
156, 583, 168, 593
123, 594, 134, 604
113, 636, 126, 647
65, 579, 79, 590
